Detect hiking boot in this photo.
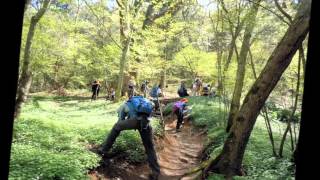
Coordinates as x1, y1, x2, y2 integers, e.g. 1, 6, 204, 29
149, 171, 159, 180
96, 147, 105, 157
95, 147, 114, 158
99, 158, 112, 167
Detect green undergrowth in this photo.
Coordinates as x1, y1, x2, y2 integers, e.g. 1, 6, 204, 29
10, 94, 295, 179
10, 94, 162, 179
164, 96, 295, 180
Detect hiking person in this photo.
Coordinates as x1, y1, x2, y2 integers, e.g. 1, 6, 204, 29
97, 96, 160, 180
110, 88, 115, 101
91, 80, 101, 100
128, 77, 136, 99
177, 81, 189, 97
140, 80, 149, 98
149, 84, 163, 98
210, 88, 216, 97
173, 98, 188, 132
202, 84, 209, 96
149, 84, 163, 111
192, 78, 202, 96
96, 80, 101, 97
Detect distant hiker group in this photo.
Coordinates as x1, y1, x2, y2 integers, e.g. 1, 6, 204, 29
177, 78, 216, 98
90, 77, 215, 102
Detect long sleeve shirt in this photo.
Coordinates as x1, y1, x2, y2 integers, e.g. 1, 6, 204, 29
117, 103, 130, 121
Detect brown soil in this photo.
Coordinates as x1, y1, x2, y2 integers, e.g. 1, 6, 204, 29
89, 113, 205, 180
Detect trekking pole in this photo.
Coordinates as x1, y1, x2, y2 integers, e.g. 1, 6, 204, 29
160, 87, 167, 128
157, 96, 165, 129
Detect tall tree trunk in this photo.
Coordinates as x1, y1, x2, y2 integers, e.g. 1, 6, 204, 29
15, 0, 51, 119
249, 48, 278, 157
212, 3, 224, 96
142, 2, 155, 30
294, 44, 306, 146
24, 0, 31, 12
115, 0, 128, 101
115, 0, 176, 101
279, 40, 303, 157
160, 70, 166, 89
213, 2, 228, 126
217, 51, 223, 94
116, 0, 126, 46
207, 0, 310, 177
115, 38, 131, 101
224, 18, 243, 71
299, 45, 306, 77
262, 107, 278, 156
220, 0, 255, 72
226, 0, 261, 132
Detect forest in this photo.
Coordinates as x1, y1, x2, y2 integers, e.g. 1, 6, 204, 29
10, 0, 310, 179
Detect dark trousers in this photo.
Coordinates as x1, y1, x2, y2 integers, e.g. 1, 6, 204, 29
100, 118, 160, 174
91, 92, 96, 100
175, 109, 184, 130
151, 99, 160, 111
92, 89, 99, 100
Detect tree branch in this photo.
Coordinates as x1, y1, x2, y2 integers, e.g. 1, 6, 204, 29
246, 0, 290, 25
274, 0, 293, 23
83, 0, 122, 49
115, 0, 124, 9
142, 1, 183, 29
32, 0, 51, 22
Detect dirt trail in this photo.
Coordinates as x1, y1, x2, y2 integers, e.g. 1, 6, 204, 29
90, 115, 205, 180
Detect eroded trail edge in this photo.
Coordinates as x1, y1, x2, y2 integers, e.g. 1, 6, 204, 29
90, 115, 206, 180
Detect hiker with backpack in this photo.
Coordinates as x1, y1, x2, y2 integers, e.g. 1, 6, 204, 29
140, 80, 149, 98
191, 78, 202, 96
149, 84, 163, 111
97, 96, 160, 180
202, 84, 210, 96
173, 98, 189, 132
110, 88, 115, 101
177, 81, 189, 97
149, 84, 163, 98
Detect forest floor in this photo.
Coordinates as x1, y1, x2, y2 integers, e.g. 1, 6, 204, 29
89, 108, 206, 180
10, 91, 295, 180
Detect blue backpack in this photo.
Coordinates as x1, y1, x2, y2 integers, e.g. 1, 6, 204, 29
126, 96, 153, 118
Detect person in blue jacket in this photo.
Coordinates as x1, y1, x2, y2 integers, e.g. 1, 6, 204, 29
97, 96, 160, 180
